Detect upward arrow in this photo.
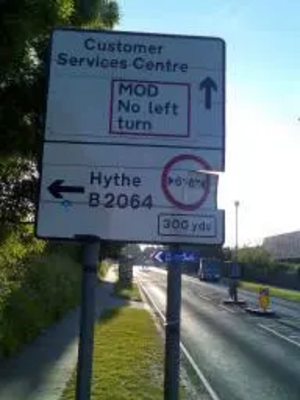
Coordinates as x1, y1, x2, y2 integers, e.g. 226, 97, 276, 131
199, 77, 218, 110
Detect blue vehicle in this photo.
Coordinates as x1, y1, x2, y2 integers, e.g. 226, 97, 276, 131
198, 258, 221, 282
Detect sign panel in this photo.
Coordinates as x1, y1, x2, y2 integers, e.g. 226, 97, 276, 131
153, 250, 200, 263
45, 28, 225, 170
37, 142, 224, 243
37, 202, 224, 244
36, 28, 226, 244
40, 142, 219, 209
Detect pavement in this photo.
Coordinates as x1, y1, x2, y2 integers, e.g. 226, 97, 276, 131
137, 266, 300, 400
0, 267, 125, 400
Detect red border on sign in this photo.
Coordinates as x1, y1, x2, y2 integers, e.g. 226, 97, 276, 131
109, 79, 191, 138
161, 154, 212, 211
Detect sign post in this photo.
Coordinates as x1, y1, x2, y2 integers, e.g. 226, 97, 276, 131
75, 237, 100, 400
164, 244, 182, 400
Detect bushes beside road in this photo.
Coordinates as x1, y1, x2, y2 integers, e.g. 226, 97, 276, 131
233, 246, 300, 291
98, 259, 112, 279
239, 259, 300, 291
0, 226, 82, 357
114, 281, 142, 302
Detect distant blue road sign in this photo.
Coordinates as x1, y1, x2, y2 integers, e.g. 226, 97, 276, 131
153, 250, 200, 263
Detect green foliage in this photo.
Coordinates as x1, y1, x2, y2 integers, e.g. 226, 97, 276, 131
0, 224, 45, 267
114, 281, 142, 302
237, 246, 272, 267
76, 0, 120, 27
222, 247, 232, 261
122, 243, 143, 258
0, 158, 36, 223
0, 0, 121, 355
0, 0, 120, 224
98, 259, 112, 279
236, 245, 300, 290
237, 245, 300, 272
61, 308, 168, 400
0, 229, 81, 357
102, 241, 125, 259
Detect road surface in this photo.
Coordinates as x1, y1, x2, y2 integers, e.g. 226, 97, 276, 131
136, 266, 300, 400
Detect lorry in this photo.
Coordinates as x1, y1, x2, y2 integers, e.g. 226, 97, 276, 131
198, 258, 221, 282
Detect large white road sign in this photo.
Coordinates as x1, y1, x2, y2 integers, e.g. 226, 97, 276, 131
36, 28, 225, 244
45, 28, 225, 169
37, 142, 224, 243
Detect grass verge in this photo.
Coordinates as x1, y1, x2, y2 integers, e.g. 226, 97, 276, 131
240, 281, 300, 302
61, 307, 186, 400
114, 281, 142, 302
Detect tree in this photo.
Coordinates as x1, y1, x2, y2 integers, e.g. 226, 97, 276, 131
222, 247, 232, 262
101, 241, 125, 260
0, 158, 36, 223
122, 244, 142, 258
0, 0, 120, 227
237, 246, 272, 266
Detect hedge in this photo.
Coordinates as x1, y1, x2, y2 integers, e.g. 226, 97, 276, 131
0, 226, 82, 357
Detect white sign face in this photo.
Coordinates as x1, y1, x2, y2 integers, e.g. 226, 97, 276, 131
37, 142, 224, 243
45, 28, 225, 170
36, 28, 225, 244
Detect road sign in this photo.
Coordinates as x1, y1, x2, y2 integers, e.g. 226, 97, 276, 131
37, 142, 224, 243
44, 28, 225, 169
161, 154, 216, 211
153, 250, 200, 263
36, 28, 225, 244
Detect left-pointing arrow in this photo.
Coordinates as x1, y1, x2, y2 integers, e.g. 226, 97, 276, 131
153, 251, 166, 263
48, 179, 85, 199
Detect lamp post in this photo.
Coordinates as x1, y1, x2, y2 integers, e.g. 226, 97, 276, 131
234, 200, 240, 262
228, 200, 240, 302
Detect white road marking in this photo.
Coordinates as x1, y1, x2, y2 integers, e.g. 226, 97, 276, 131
289, 334, 300, 340
137, 279, 166, 323
258, 324, 300, 349
141, 267, 214, 303
184, 275, 201, 284
198, 293, 212, 302
137, 276, 221, 400
147, 266, 167, 275
218, 304, 236, 314
180, 343, 221, 400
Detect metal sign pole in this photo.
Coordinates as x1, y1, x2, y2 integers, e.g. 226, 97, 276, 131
75, 237, 100, 400
164, 244, 182, 400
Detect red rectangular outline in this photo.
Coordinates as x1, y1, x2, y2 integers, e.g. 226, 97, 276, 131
109, 79, 191, 138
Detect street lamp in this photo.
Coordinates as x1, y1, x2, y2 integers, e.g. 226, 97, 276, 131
234, 200, 240, 261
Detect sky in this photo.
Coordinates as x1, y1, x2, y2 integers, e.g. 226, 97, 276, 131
117, 0, 300, 247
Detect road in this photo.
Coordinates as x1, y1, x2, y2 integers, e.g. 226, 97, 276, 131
136, 266, 300, 400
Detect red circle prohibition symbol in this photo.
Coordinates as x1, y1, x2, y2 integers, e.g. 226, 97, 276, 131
161, 154, 212, 211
